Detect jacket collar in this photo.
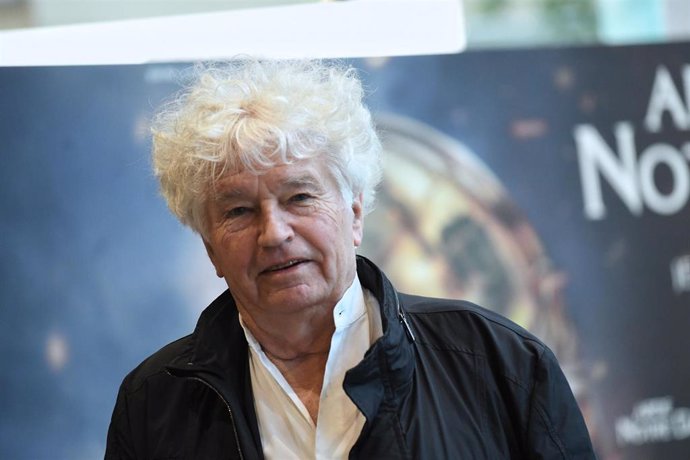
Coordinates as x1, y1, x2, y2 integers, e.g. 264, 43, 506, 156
344, 256, 416, 422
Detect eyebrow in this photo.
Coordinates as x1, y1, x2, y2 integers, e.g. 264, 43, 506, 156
282, 174, 324, 192
212, 173, 325, 203
213, 188, 245, 203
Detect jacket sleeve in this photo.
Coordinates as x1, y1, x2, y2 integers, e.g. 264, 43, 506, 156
104, 383, 137, 460
525, 347, 596, 459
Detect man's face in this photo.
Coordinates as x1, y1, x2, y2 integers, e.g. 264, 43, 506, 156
203, 158, 363, 320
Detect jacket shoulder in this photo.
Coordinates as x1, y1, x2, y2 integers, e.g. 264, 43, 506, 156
118, 290, 235, 393
400, 293, 543, 344
119, 333, 194, 394
399, 293, 548, 376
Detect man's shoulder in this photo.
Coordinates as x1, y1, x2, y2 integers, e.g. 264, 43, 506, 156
399, 292, 546, 358
119, 333, 194, 394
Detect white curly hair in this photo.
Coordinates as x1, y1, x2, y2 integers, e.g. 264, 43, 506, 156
151, 59, 382, 235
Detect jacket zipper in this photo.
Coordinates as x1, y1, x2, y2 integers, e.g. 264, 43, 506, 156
393, 289, 415, 342
169, 371, 245, 460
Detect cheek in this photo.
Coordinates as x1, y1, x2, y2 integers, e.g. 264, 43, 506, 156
217, 233, 252, 268
340, 208, 360, 246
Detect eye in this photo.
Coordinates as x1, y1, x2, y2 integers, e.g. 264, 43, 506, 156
224, 206, 251, 218
290, 193, 312, 203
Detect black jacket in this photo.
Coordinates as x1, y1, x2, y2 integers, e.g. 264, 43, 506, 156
106, 257, 595, 459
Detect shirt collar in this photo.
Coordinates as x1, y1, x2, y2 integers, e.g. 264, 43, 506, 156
333, 275, 366, 330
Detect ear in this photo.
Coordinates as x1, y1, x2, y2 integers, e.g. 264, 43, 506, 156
203, 239, 224, 278
351, 192, 364, 247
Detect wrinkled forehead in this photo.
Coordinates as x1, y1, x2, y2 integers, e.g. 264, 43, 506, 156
207, 156, 342, 201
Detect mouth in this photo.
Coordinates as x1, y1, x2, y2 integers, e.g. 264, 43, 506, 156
262, 259, 308, 274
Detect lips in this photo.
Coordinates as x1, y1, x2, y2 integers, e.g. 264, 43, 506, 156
262, 259, 308, 273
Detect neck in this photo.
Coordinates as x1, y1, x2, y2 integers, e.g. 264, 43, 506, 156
237, 274, 358, 423
240, 302, 336, 424
239, 303, 335, 360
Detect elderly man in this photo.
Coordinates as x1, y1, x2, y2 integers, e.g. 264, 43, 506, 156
106, 60, 595, 459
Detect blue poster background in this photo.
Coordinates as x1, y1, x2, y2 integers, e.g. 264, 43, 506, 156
2, 43, 689, 459
358, 45, 690, 460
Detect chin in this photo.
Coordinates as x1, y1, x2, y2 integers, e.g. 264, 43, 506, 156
279, 288, 340, 312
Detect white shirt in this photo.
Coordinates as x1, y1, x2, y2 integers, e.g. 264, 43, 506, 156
240, 277, 383, 460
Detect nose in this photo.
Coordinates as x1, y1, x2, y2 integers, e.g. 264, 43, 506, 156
257, 204, 294, 248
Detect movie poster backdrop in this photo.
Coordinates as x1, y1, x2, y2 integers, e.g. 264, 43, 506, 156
1, 42, 689, 459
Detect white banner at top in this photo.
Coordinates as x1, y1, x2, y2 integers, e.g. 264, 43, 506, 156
0, 0, 465, 66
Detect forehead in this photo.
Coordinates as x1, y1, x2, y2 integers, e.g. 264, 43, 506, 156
210, 158, 337, 199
